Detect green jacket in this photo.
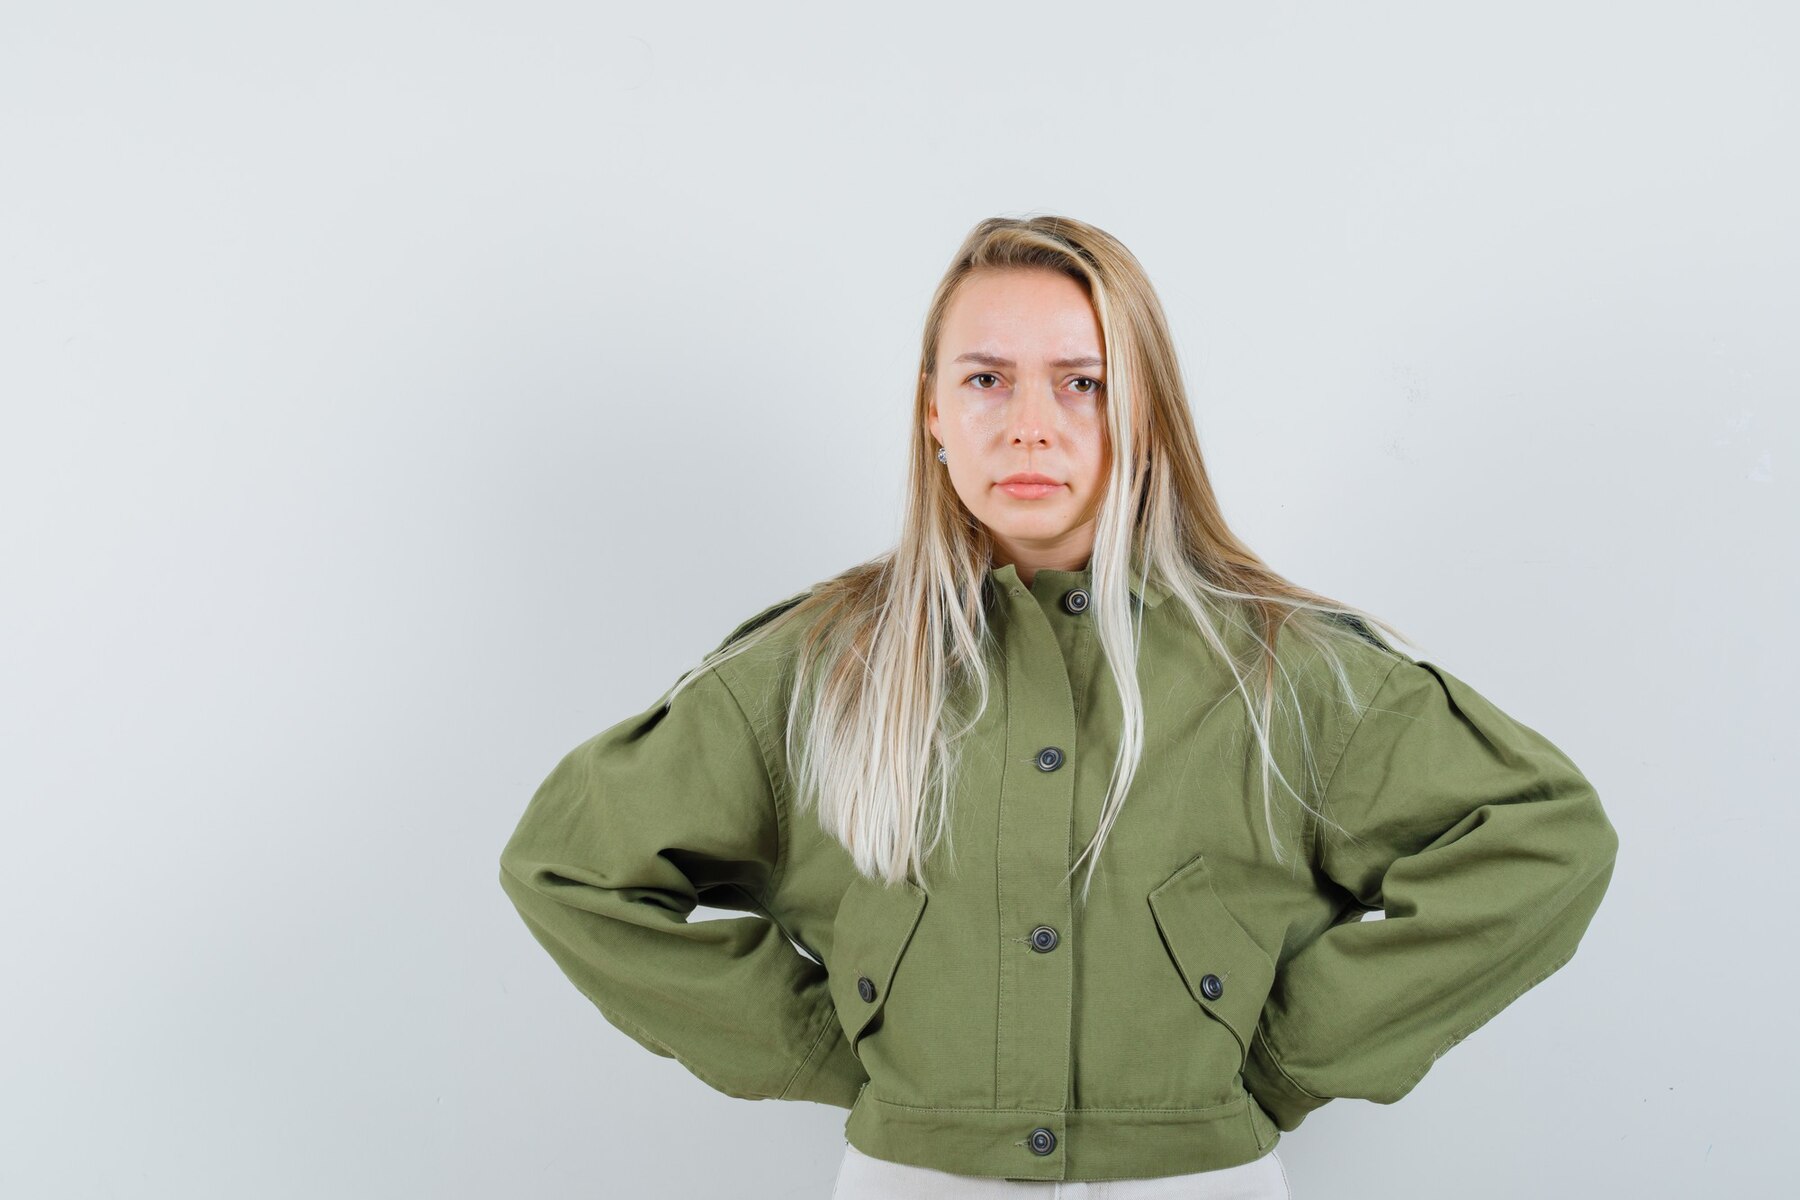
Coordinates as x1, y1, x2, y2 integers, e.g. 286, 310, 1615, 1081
498, 561, 1619, 1182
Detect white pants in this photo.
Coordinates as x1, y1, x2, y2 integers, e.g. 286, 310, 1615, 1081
831, 1141, 1292, 1199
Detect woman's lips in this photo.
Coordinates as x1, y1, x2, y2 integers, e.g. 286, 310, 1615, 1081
996, 481, 1061, 499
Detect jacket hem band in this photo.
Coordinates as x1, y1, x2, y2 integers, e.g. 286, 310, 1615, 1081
843, 1090, 1281, 1182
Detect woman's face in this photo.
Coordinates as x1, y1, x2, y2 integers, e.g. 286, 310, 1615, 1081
927, 268, 1110, 574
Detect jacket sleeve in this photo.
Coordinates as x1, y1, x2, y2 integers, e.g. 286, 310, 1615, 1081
1241, 655, 1620, 1131
497, 665, 866, 1107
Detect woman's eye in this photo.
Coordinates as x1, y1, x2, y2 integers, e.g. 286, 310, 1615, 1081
966, 373, 1104, 393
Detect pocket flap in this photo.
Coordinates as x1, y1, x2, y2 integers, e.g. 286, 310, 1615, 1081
829, 873, 929, 1055
1147, 853, 1277, 1061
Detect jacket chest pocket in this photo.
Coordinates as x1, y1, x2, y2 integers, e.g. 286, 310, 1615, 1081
1147, 853, 1278, 1066
827, 873, 929, 1060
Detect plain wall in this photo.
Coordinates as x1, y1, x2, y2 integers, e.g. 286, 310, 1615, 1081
2, 2, 1794, 1196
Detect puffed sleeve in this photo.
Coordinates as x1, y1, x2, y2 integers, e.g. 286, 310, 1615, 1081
1241, 656, 1620, 1131
497, 665, 865, 1107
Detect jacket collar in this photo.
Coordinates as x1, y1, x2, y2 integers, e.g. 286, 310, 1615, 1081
983, 560, 1168, 610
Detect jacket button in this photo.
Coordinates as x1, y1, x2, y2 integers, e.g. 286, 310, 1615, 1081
1061, 587, 1089, 614
1027, 1127, 1057, 1155
857, 976, 877, 1003
1200, 973, 1224, 1001
1035, 746, 1064, 771
1029, 925, 1059, 952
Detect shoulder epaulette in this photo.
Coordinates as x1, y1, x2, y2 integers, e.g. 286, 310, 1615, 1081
1325, 610, 1393, 653
712, 589, 812, 655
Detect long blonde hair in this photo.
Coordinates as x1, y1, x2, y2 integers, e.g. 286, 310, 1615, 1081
672, 214, 1410, 904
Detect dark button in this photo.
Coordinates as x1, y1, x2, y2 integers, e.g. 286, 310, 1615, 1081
1027, 1127, 1057, 1155
1061, 587, 1089, 614
1200, 973, 1224, 1001
857, 976, 877, 1003
1029, 925, 1059, 952
1035, 746, 1064, 771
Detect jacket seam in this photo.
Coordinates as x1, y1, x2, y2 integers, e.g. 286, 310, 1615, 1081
1254, 1025, 1329, 1103
708, 665, 791, 903
859, 1094, 1252, 1116
994, 619, 1015, 1105
778, 995, 844, 1101
1263, 656, 1407, 1092
1308, 656, 1407, 873
698, 666, 828, 1102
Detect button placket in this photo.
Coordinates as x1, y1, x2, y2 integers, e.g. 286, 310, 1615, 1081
993, 565, 1079, 1122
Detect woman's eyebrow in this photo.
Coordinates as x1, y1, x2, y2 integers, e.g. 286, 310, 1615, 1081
952, 351, 1105, 369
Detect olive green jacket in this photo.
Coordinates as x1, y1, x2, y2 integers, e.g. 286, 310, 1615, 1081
498, 561, 1619, 1182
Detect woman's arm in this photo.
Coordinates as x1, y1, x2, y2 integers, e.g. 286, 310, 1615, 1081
1242, 656, 1621, 1130
498, 665, 865, 1107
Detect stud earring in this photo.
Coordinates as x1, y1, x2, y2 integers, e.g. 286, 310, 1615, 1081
936, 446, 948, 464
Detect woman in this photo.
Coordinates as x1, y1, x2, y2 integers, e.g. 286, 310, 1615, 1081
498, 215, 1620, 1198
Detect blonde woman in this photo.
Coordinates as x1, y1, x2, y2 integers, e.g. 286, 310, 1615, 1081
498, 215, 1620, 1198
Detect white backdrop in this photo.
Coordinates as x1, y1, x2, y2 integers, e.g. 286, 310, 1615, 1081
2, 2, 1793, 1196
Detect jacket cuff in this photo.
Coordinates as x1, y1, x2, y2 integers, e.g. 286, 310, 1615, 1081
780, 1011, 867, 1108
1242, 1026, 1331, 1132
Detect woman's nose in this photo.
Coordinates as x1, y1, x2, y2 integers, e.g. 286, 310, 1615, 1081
1010, 383, 1054, 443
